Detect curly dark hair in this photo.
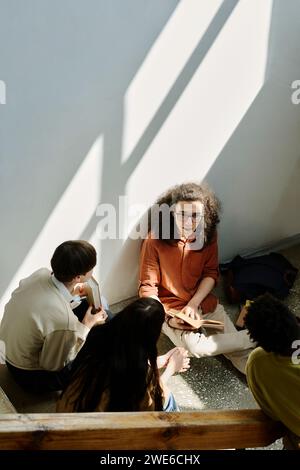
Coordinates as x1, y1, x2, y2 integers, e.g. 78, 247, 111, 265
244, 293, 300, 355
148, 182, 221, 246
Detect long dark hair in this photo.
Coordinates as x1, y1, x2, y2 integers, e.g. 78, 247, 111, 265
61, 298, 165, 411
148, 182, 221, 247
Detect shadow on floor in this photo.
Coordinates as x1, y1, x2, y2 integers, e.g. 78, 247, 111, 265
0, 364, 59, 413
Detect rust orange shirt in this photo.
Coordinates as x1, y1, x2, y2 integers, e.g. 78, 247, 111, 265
139, 233, 219, 314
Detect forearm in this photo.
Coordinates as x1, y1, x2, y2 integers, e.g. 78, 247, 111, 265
160, 362, 175, 385
160, 349, 190, 382
188, 277, 215, 308
157, 347, 178, 369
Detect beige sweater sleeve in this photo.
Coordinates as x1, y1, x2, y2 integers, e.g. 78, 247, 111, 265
39, 323, 90, 371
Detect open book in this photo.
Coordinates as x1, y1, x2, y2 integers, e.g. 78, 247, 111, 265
85, 277, 102, 313
167, 309, 224, 331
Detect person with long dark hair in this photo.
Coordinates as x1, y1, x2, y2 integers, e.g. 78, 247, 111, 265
57, 298, 189, 412
245, 293, 300, 449
139, 182, 255, 374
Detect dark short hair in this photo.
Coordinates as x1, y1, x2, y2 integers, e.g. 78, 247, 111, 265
51, 240, 96, 282
244, 293, 300, 355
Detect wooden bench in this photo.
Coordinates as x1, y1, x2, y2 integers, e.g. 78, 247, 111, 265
0, 387, 16, 414
0, 409, 283, 450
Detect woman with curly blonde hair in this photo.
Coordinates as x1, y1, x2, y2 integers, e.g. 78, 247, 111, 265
139, 182, 255, 374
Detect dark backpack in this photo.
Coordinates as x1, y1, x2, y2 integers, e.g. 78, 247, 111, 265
221, 252, 298, 303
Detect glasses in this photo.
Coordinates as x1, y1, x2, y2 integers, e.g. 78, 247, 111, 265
174, 212, 204, 222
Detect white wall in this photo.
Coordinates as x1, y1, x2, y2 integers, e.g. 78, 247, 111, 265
1, 0, 300, 313
208, 0, 300, 260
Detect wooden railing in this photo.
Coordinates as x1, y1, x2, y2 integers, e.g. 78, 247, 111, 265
0, 409, 283, 450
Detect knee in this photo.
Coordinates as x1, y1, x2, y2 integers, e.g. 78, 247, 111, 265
181, 331, 217, 358
212, 304, 228, 321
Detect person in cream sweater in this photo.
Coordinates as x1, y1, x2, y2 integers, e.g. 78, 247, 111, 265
0, 240, 107, 392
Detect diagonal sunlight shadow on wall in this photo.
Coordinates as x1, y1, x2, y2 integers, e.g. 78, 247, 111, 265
263, 0, 300, 84
206, 0, 300, 262
0, 0, 275, 311
79, 0, 241, 297
261, 0, 300, 246
98, 0, 273, 303
0, 137, 104, 314
206, 83, 300, 262
1, 1, 241, 309
80, 0, 240, 237
0, 1, 180, 315
121, 0, 240, 179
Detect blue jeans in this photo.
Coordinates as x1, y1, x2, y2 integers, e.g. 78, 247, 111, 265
163, 392, 179, 412
101, 295, 114, 320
